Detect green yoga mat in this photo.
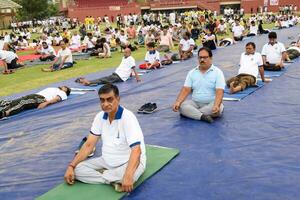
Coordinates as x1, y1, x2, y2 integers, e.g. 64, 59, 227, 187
37, 145, 180, 200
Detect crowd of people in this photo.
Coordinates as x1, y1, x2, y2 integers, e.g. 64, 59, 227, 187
1, 8, 300, 193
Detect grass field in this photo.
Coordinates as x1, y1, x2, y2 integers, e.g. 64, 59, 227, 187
0, 22, 276, 97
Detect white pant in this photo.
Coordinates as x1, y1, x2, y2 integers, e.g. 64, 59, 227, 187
74, 157, 145, 184
179, 100, 224, 120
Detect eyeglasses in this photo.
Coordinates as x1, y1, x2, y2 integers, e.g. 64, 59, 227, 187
198, 56, 209, 60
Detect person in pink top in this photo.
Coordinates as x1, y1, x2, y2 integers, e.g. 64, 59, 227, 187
127, 23, 136, 39
157, 26, 174, 52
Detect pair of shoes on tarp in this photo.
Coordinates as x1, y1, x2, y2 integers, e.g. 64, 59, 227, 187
75, 137, 96, 157
138, 103, 157, 114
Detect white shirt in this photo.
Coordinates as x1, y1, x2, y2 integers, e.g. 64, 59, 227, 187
218, 23, 227, 32
0, 40, 5, 50
57, 47, 73, 63
70, 35, 81, 47
36, 87, 67, 101
0, 50, 17, 63
119, 35, 128, 44
232, 25, 244, 37
115, 56, 136, 81
84, 36, 96, 48
90, 106, 146, 167
41, 46, 56, 56
238, 52, 263, 78
180, 38, 195, 51
261, 42, 286, 64
145, 50, 160, 64
249, 25, 258, 35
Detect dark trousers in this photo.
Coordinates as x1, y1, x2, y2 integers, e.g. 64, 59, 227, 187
234, 36, 243, 41
0, 94, 46, 117
264, 62, 282, 71
40, 55, 56, 61
89, 73, 123, 85
7, 58, 21, 69
226, 74, 256, 91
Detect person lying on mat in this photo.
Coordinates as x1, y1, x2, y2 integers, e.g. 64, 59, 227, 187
76, 48, 141, 86
42, 38, 73, 72
64, 84, 146, 192
179, 32, 195, 60
39, 42, 56, 62
261, 32, 287, 71
139, 42, 161, 70
0, 49, 24, 74
172, 47, 225, 123
0, 86, 71, 119
226, 42, 269, 94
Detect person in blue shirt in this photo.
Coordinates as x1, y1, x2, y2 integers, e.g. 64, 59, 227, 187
172, 47, 225, 123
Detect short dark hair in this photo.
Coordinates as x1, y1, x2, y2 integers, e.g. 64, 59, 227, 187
268, 32, 277, 39
147, 42, 155, 48
246, 42, 256, 49
65, 86, 71, 96
60, 38, 69, 44
198, 47, 213, 57
98, 84, 119, 97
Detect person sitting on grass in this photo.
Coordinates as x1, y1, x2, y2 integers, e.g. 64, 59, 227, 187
157, 26, 173, 52
134, 30, 145, 46
226, 42, 269, 94
201, 29, 217, 50
64, 84, 146, 192
0, 49, 24, 74
179, 32, 195, 60
42, 38, 73, 72
98, 38, 111, 59
0, 86, 71, 119
139, 42, 161, 70
75, 48, 141, 86
39, 41, 56, 62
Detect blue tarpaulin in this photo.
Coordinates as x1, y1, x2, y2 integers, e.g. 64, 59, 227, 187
1, 26, 300, 200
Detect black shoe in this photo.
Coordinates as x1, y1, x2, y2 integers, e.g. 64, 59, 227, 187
143, 103, 157, 114
200, 114, 214, 123
138, 103, 152, 113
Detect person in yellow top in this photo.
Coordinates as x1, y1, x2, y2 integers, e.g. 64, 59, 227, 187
85, 16, 89, 29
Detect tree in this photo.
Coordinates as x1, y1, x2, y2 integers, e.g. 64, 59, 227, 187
15, 0, 59, 21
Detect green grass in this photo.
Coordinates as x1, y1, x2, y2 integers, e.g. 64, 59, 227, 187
0, 21, 279, 97
0, 49, 147, 96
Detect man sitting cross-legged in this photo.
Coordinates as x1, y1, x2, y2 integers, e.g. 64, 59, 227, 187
64, 84, 146, 192
261, 32, 287, 71
76, 48, 141, 86
172, 47, 225, 123
226, 42, 269, 94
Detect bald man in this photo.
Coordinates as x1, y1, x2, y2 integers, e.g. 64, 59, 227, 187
76, 48, 141, 86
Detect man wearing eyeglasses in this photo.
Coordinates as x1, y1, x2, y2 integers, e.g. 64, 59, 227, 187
64, 84, 146, 193
172, 47, 225, 123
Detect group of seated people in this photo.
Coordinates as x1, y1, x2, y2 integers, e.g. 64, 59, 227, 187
1, 27, 300, 194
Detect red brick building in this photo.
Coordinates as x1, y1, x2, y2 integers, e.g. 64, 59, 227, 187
60, 0, 300, 22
